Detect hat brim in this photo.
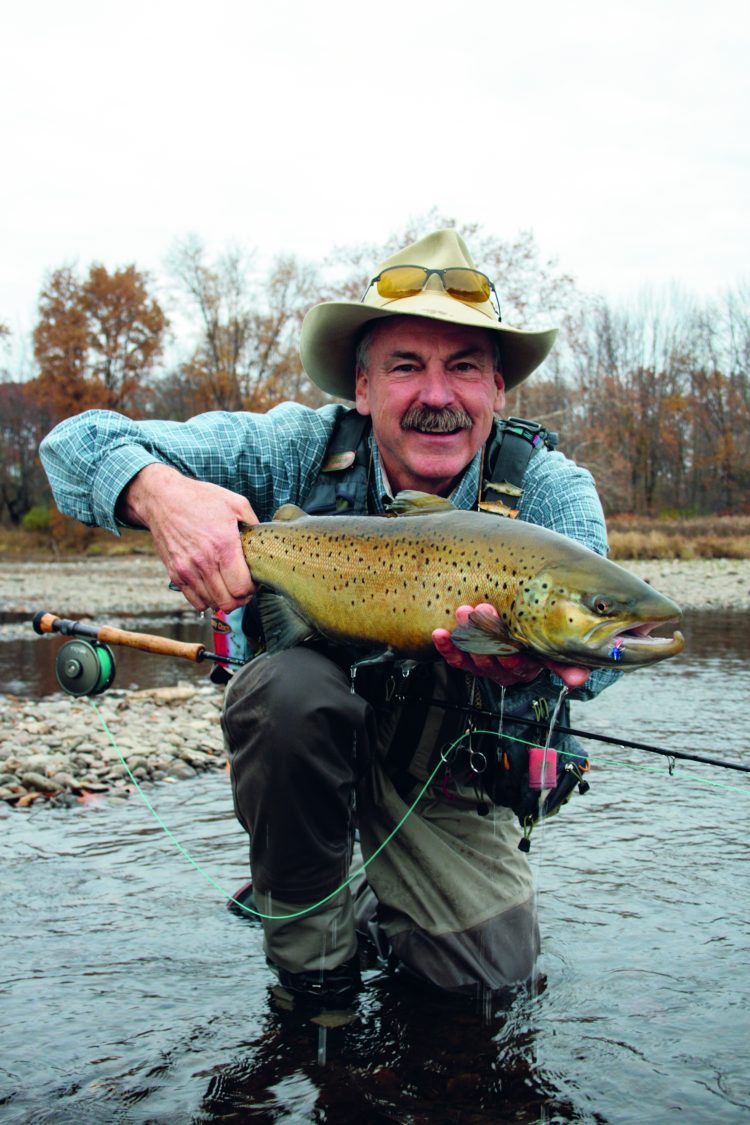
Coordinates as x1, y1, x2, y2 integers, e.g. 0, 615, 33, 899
300, 292, 558, 399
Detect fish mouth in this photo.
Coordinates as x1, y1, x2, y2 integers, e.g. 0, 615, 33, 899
584, 618, 685, 662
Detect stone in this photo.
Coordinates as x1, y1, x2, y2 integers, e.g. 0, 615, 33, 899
20, 772, 61, 793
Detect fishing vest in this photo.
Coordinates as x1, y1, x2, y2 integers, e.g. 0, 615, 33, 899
216, 408, 589, 844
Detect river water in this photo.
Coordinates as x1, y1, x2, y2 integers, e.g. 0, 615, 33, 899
1, 611, 749, 1123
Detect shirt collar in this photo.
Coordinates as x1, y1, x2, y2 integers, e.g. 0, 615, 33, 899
368, 438, 482, 513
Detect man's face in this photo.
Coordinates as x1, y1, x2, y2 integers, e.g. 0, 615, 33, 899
355, 316, 506, 497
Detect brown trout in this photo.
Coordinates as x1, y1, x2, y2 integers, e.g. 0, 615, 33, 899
239, 492, 684, 669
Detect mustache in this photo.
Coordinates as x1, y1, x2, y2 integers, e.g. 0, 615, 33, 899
400, 405, 473, 433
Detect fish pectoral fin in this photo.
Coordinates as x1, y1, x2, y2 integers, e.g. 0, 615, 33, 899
450, 610, 519, 656
387, 491, 457, 517
257, 591, 316, 652
271, 503, 307, 522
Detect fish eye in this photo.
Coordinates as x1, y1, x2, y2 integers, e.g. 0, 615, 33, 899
586, 593, 615, 616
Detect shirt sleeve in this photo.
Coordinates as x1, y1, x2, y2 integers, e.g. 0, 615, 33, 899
39, 403, 346, 533
518, 446, 609, 555
518, 445, 621, 701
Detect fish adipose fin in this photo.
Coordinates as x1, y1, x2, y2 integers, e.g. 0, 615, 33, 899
257, 590, 316, 652
387, 491, 457, 517
450, 609, 520, 656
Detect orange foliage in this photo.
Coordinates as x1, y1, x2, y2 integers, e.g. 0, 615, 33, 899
30, 263, 167, 424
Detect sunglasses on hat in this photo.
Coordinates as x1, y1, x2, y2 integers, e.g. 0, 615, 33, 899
362, 265, 502, 321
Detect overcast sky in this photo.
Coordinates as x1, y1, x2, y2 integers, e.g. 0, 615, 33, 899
1, 0, 747, 353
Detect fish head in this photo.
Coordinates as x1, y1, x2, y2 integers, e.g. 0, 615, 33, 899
516, 560, 685, 668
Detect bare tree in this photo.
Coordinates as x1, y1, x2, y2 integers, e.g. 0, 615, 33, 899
166, 237, 325, 412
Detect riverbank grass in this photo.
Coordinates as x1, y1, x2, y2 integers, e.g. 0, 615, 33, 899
606, 515, 750, 560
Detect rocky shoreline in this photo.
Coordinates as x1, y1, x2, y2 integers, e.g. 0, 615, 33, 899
0, 683, 228, 809
1, 554, 749, 811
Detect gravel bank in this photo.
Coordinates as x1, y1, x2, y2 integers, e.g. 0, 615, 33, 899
0, 683, 227, 809
1, 554, 748, 810
614, 557, 750, 610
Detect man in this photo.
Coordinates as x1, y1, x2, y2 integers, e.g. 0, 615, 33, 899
40, 229, 617, 1021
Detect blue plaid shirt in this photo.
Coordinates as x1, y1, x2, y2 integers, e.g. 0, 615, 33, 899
40, 402, 620, 698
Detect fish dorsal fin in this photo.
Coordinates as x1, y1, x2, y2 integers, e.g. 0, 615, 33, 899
272, 503, 307, 522
387, 491, 457, 517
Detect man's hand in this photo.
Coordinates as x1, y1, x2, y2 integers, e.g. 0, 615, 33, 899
118, 463, 258, 613
432, 603, 592, 691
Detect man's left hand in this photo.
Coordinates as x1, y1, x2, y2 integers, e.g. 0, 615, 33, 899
432, 604, 591, 690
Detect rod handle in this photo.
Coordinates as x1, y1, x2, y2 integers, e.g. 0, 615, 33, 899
33, 611, 64, 635
95, 624, 206, 662
32, 611, 206, 663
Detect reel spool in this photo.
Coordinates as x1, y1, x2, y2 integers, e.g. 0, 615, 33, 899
55, 639, 116, 697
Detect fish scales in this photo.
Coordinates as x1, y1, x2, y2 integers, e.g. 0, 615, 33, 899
239, 496, 685, 668
244, 513, 516, 654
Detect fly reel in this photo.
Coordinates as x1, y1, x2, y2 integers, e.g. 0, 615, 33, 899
54, 639, 116, 697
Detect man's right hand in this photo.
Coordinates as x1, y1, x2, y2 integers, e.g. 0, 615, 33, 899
118, 463, 258, 613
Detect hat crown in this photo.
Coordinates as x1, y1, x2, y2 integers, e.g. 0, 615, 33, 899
378, 228, 476, 273
364, 229, 494, 320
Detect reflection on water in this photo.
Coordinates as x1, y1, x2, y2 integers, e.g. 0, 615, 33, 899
0, 610, 749, 1123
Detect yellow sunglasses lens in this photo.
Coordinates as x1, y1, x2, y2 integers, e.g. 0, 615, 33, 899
441, 269, 491, 303
374, 266, 492, 303
375, 267, 430, 299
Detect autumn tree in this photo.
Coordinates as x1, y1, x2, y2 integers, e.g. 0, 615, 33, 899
0, 381, 52, 524
31, 263, 168, 423
685, 289, 750, 513
566, 294, 698, 514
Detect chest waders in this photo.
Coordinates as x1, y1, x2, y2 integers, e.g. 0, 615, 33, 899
239, 410, 591, 848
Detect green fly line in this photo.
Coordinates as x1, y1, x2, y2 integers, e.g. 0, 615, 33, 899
87, 696, 748, 921
88, 696, 486, 920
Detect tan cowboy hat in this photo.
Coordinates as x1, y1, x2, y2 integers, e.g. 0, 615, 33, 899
299, 228, 558, 399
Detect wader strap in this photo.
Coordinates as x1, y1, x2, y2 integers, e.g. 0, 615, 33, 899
301, 410, 372, 515
482, 417, 558, 513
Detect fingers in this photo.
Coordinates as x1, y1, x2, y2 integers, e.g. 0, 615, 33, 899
172, 569, 252, 615
437, 604, 593, 689
169, 540, 255, 614
543, 660, 591, 689
433, 630, 541, 686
